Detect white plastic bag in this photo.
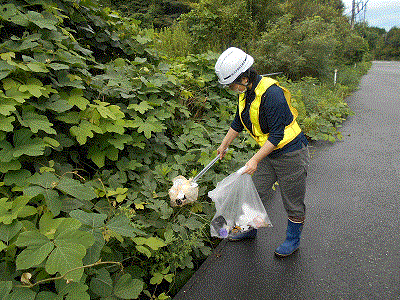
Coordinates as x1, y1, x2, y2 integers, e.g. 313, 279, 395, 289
169, 176, 199, 207
208, 167, 272, 238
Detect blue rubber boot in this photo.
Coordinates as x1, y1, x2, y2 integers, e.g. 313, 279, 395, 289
228, 228, 257, 241
274, 219, 303, 257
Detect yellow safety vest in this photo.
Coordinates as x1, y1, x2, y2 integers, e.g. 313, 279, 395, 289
238, 77, 301, 149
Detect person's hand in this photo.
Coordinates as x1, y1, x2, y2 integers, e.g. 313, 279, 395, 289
217, 145, 227, 159
243, 157, 259, 175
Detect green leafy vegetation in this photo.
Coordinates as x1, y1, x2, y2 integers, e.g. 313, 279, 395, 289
0, 0, 375, 299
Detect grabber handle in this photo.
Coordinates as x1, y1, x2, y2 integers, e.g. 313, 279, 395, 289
192, 154, 221, 183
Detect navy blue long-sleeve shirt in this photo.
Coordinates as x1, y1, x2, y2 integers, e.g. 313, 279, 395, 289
231, 75, 307, 158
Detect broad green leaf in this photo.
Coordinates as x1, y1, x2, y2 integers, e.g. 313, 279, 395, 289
89, 150, 106, 168
55, 229, 95, 249
182, 216, 203, 230
0, 61, 15, 80
59, 196, 84, 212
90, 268, 113, 298
69, 210, 107, 228
0, 4, 26, 25
48, 63, 69, 70
127, 101, 153, 114
43, 189, 62, 217
70, 121, 102, 145
94, 104, 116, 120
113, 274, 144, 299
56, 177, 97, 201
106, 214, 137, 238
107, 105, 125, 119
16, 242, 54, 269
105, 146, 118, 161
102, 119, 125, 134
26, 172, 58, 189
13, 139, 46, 157
0, 198, 12, 216
0, 220, 22, 242
4, 286, 36, 300
108, 134, 133, 150
56, 282, 90, 300
52, 134, 74, 148
3, 169, 31, 187
2, 78, 17, 90
0, 196, 31, 225
18, 78, 45, 98
45, 243, 86, 282
46, 97, 74, 112
5, 87, 30, 103
68, 89, 89, 110
144, 237, 166, 250
0, 160, 21, 173
0, 52, 15, 61
133, 237, 166, 250
17, 205, 37, 218
39, 212, 64, 238
56, 71, 85, 88
136, 35, 151, 45
150, 272, 163, 285
0, 103, 16, 116
82, 229, 104, 265
13, 129, 47, 157
116, 157, 142, 171
134, 116, 166, 139
164, 274, 174, 283
56, 218, 82, 234
35, 291, 58, 300
0, 241, 6, 252
164, 229, 175, 244
43, 136, 60, 148
21, 107, 56, 134
0, 281, 12, 299
27, 62, 48, 73
56, 111, 80, 124
114, 58, 125, 66
0, 116, 14, 132
23, 186, 45, 199
27, 11, 57, 30
16, 230, 49, 248
135, 245, 151, 258
157, 200, 174, 220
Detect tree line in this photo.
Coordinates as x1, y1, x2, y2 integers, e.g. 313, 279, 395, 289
101, 0, 399, 64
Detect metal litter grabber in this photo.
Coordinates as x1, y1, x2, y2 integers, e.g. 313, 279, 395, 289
169, 154, 221, 207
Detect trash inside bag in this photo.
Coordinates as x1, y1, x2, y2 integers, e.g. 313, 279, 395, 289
208, 167, 272, 239
169, 175, 199, 207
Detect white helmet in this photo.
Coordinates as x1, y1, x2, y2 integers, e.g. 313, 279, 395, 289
215, 47, 254, 85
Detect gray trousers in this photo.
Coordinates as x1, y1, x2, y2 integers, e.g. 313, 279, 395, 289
252, 145, 310, 218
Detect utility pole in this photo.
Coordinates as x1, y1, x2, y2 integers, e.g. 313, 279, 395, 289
351, 0, 370, 29
351, 0, 356, 29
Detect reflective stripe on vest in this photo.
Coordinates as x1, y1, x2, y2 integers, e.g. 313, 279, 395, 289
238, 77, 301, 149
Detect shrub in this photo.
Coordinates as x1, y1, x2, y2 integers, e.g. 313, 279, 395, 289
156, 21, 193, 58
177, 0, 257, 53
279, 76, 353, 142
253, 15, 339, 80
0, 1, 247, 298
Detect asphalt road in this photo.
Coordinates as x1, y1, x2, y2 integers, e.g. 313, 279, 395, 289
174, 61, 400, 300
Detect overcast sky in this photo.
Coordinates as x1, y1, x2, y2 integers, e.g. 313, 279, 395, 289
342, 0, 400, 31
